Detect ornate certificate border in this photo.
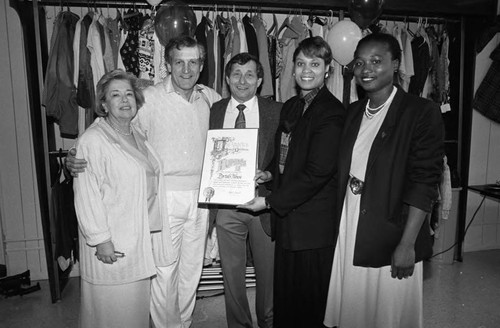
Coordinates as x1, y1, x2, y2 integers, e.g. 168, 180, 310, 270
198, 129, 258, 205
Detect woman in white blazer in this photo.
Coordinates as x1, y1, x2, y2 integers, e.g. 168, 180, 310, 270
74, 69, 164, 328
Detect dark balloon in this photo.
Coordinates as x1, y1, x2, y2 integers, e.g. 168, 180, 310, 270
348, 0, 384, 29
154, 0, 197, 46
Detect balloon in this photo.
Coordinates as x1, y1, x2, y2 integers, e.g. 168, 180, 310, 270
146, 0, 163, 6
348, 0, 384, 29
154, 0, 197, 46
327, 21, 362, 66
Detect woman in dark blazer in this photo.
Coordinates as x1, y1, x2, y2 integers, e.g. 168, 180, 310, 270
240, 36, 345, 328
323, 33, 444, 328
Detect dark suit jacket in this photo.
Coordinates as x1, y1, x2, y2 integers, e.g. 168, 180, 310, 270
209, 96, 282, 236
337, 87, 444, 267
267, 86, 346, 251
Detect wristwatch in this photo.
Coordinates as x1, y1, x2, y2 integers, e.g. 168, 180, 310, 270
264, 197, 271, 209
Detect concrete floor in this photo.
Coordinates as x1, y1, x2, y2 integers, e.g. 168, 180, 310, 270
1, 249, 499, 328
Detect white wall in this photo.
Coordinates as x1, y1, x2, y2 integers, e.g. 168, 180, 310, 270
465, 31, 500, 252
461, 0, 500, 253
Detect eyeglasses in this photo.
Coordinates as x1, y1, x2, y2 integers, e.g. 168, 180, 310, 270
349, 175, 364, 195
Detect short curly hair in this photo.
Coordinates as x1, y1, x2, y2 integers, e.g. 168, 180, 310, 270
94, 69, 145, 117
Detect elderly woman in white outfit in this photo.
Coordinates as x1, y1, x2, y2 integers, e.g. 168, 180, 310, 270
74, 69, 164, 328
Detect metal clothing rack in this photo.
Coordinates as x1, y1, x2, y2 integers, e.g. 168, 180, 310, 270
34, 0, 459, 24
8, 0, 497, 303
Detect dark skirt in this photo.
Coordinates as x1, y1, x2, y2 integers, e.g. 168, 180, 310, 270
273, 243, 334, 328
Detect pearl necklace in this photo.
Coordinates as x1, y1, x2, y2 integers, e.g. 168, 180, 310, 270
364, 86, 397, 120
365, 98, 390, 119
106, 118, 132, 136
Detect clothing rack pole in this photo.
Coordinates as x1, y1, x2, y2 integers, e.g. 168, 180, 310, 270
35, 0, 458, 24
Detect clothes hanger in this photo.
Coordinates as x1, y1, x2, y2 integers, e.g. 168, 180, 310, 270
123, 1, 141, 19
205, 6, 213, 29
214, 4, 219, 29
405, 16, 416, 37
289, 12, 305, 35
267, 13, 277, 35
277, 12, 295, 37
315, 16, 326, 26
219, 6, 230, 24
216, 9, 229, 30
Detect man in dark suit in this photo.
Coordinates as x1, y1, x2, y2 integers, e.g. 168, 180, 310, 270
209, 53, 281, 328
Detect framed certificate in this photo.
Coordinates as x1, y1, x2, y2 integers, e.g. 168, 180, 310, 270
198, 129, 259, 205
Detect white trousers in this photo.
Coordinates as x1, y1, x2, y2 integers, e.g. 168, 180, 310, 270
150, 190, 208, 328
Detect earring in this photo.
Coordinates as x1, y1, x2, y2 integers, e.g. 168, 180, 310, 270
325, 72, 329, 79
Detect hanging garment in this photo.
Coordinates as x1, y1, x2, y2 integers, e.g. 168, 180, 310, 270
242, 14, 259, 58
472, 43, 500, 123
231, 16, 241, 57
268, 13, 280, 99
394, 24, 413, 92
326, 60, 344, 102
51, 153, 79, 271
101, 17, 114, 73
279, 37, 297, 102
195, 16, 210, 86
72, 14, 86, 136
116, 12, 127, 72
252, 15, 274, 98
408, 36, 431, 97
437, 30, 450, 105
42, 10, 80, 138
104, 15, 122, 72
153, 33, 167, 84
401, 26, 415, 92
138, 16, 155, 81
221, 16, 235, 98
425, 26, 441, 102
87, 14, 107, 89
206, 25, 216, 89
213, 19, 221, 92
216, 14, 230, 95
267, 34, 278, 99
76, 12, 95, 126
120, 9, 143, 77
237, 17, 248, 53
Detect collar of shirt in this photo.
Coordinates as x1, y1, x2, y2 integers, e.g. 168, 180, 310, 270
223, 96, 260, 129
301, 85, 322, 112
162, 75, 206, 104
228, 96, 258, 114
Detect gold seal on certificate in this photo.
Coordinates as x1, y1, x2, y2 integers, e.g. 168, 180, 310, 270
198, 129, 259, 205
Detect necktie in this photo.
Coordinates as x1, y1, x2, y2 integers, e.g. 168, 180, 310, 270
235, 104, 246, 129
